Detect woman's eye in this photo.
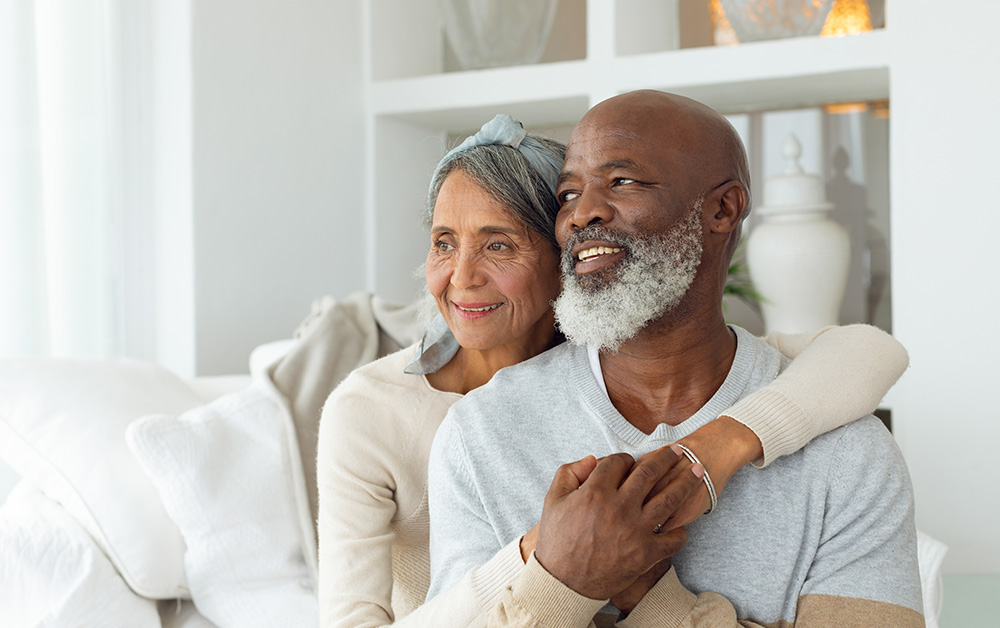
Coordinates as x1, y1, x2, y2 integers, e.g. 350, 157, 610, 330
434, 239, 453, 252
488, 242, 509, 252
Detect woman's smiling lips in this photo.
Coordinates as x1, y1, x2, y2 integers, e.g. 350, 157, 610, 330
571, 241, 624, 274
452, 301, 504, 320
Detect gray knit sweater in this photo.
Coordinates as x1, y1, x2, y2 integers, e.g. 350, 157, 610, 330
426, 326, 922, 625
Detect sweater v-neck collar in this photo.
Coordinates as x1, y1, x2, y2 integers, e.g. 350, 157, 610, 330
576, 326, 759, 446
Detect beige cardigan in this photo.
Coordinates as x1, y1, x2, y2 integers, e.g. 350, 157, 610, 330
316, 324, 908, 628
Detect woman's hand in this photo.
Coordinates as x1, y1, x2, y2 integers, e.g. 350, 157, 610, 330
666, 416, 763, 527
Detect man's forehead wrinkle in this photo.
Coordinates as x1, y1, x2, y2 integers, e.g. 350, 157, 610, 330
598, 158, 644, 173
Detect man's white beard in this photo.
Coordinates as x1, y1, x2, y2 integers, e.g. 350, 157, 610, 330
553, 203, 703, 352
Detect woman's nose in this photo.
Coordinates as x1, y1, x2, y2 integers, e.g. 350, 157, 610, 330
451, 251, 486, 289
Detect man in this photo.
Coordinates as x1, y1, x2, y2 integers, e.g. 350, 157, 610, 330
425, 91, 923, 627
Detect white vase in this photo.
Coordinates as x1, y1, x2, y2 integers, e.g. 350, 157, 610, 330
747, 134, 849, 335
439, 0, 559, 70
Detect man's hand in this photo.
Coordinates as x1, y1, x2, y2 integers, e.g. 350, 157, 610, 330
520, 456, 597, 562
533, 446, 702, 600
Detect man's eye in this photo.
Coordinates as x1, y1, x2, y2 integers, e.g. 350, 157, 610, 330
613, 178, 636, 186
559, 191, 580, 204
488, 242, 509, 252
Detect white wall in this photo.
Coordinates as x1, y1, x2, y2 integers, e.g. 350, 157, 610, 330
188, 0, 367, 375
889, 1, 1000, 573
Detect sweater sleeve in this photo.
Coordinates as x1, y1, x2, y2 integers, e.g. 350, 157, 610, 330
392, 540, 526, 628
615, 569, 923, 627
317, 373, 530, 628
722, 324, 908, 466
317, 377, 407, 628
486, 555, 606, 628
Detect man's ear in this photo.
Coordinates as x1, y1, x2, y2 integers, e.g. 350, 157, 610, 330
708, 182, 747, 234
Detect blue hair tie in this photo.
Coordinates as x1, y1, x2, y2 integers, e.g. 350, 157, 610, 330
426, 114, 562, 218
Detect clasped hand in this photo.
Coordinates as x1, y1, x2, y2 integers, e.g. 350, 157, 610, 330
532, 445, 705, 612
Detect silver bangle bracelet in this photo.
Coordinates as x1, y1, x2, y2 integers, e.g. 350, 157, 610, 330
674, 443, 717, 515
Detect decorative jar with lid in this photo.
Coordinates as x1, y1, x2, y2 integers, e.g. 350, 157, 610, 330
746, 134, 849, 334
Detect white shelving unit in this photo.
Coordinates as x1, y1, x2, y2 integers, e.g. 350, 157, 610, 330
362, 0, 1000, 577
363, 0, 889, 303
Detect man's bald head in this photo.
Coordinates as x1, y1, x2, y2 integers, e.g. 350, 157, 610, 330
573, 90, 752, 216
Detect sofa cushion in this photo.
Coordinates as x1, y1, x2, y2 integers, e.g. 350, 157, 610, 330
0, 481, 161, 626
126, 380, 317, 628
0, 357, 205, 598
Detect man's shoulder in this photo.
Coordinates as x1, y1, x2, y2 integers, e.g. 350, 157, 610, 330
775, 414, 911, 505
808, 414, 899, 459
464, 342, 575, 406
439, 342, 578, 442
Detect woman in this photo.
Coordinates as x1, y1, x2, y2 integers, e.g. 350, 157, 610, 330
316, 115, 908, 627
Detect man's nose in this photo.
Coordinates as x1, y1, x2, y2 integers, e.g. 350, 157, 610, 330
565, 187, 615, 231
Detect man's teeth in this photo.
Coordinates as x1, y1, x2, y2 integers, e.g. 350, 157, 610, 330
458, 304, 501, 312
578, 246, 622, 261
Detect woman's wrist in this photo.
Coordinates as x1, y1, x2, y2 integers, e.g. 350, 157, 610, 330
678, 416, 762, 492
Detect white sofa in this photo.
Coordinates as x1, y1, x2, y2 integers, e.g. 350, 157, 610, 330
0, 345, 299, 627
0, 293, 426, 627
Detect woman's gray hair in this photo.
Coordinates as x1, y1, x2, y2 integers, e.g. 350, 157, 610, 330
425, 117, 566, 245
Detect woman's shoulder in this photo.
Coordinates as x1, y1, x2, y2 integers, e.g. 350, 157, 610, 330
339, 343, 421, 389
321, 343, 459, 433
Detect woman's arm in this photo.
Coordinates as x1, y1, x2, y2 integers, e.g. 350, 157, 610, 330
671, 324, 908, 522
732, 323, 908, 466
317, 367, 527, 628
317, 382, 404, 628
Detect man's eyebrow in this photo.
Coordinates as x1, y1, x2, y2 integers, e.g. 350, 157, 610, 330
558, 159, 645, 187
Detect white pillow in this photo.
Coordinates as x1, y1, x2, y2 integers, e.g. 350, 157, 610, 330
0, 357, 205, 599
126, 380, 318, 628
0, 481, 161, 627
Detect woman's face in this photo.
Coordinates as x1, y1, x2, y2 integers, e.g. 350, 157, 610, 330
426, 170, 561, 356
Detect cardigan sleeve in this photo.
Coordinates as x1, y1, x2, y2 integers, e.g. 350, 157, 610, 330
317, 364, 528, 628
317, 374, 408, 628
722, 324, 908, 467
614, 568, 923, 628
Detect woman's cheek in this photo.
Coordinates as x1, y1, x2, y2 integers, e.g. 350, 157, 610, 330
424, 257, 450, 297
490, 257, 537, 296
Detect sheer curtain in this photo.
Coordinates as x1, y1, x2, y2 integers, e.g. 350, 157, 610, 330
0, 0, 131, 359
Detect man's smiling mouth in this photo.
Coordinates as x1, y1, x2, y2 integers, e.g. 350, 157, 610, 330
577, 246, 623, 262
